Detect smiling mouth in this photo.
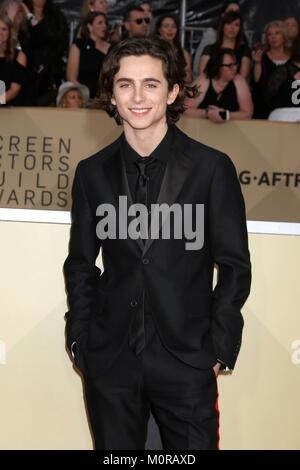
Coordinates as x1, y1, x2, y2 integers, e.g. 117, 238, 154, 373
129, 108, 151, 115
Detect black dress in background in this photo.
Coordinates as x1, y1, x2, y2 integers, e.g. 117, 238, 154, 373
251, 53, 289, 119
74, 38, 108, 98
25, 11, 69, 106
266, 60, 300, 111
198, 78, 239, 112
0, 50, 26, 106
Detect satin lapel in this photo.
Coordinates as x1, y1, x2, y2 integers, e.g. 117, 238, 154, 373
142, 129, 193, 256
103, 137, 144, 253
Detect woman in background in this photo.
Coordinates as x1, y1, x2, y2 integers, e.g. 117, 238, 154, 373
284, 16, 300, 49
0, 14, 26, 105
267, 36, 300, 121
252, 20, 290, 118
155, 14, 192, 83
56, 81, 90, 108
22, 0, 69, 105
198, 10, 251, 80
67, 11, 110, 98
185, 48, 253, 122
75, 0, 108, 40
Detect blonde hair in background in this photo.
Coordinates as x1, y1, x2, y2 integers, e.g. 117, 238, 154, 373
262, 20, 289, 51
0, 14, 17, 61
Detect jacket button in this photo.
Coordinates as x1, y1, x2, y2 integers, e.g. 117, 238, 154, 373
142, 258, 149, 264
130, 299, 138, 307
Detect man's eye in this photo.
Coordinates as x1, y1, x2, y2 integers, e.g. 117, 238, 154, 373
146, 83, 157, 88
120, 83, 130, 88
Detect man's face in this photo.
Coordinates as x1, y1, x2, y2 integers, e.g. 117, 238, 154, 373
124, 10, 150, 38
111, 55, 179, 132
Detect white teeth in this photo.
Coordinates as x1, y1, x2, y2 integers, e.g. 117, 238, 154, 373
131, 109, 149, 113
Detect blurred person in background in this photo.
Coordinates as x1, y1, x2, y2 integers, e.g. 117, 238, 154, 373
139, 2, 152, 20
21, 0, 69, 106
252, 20, 290, 118
198, 10, 251, 80
155, 14, 192, 83
123, 6, 150, 39
56, 81, 90, 108
0, 0, 30, 52
284, 16, 300, 49
81, 0, 108, 16
75, 0, 108, 39
193, 2, 245, 79
67, 11, 110, 98
185, 48, 253, 122
0, 14, 26, 105
267, 35, 300, 121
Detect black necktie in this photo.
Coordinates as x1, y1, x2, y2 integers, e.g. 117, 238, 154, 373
135, 156, 154, 209
128, 156, 153, 356
135, 156, 154, 242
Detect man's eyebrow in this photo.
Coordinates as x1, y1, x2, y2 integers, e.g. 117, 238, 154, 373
115, 78, 162, 84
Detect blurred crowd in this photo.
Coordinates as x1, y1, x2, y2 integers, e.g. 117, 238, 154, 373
0, 0, 299, 122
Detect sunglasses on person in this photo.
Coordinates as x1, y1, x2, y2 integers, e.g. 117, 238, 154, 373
221, 62, 238, 68
131, 17, 150, 25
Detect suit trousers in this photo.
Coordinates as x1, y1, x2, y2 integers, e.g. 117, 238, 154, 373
83, 313, 220, 450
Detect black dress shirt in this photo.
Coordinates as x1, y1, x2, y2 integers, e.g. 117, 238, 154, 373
121, 126, 174, 321
121, 125, 174, 208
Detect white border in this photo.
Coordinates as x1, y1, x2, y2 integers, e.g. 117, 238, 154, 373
0, 208, 299, 235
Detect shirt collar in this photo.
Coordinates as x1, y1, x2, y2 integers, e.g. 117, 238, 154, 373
122, 125, 174, 168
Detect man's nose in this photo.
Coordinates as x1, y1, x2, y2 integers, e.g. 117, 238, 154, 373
133, 86, 144, 102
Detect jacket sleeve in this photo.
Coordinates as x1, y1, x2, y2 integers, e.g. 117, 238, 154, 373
63, 162, 101, 353
208, 152, 251, 370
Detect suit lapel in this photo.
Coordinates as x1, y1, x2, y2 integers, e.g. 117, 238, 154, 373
143, 127, 193, 255
103, 135, 144, 252
103, 127, 193, 255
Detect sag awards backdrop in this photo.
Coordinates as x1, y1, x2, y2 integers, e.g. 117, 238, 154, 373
0, 108, 299, 449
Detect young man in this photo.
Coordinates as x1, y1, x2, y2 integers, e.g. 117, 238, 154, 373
63, 37, 251, 450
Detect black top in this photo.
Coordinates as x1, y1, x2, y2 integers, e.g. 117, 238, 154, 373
252, 53, 289, 119
121, 125, 174, 316
267, 61, 300, 109
74, 38, 108, 98
0, 50, 26, 105
121, 125, 174, 207
198, 78, 239, 111
26, 15, 68, 77
202, 43, 251, 73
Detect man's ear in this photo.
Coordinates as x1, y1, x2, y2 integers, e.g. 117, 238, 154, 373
167, 84, 180, 105
111, 95, 116, 106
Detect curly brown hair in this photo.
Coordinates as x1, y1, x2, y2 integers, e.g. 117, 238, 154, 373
96, 36, 188, 125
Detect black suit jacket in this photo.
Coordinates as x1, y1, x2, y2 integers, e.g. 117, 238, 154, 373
63, 125, 251, 377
